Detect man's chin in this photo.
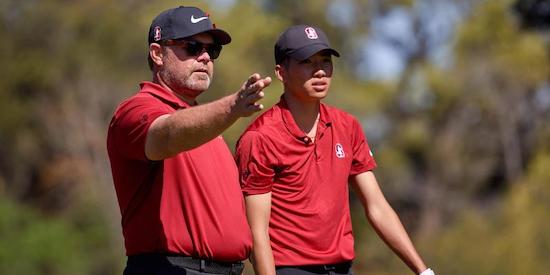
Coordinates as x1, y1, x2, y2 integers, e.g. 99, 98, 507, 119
309, 89, 328, 98
190, 77, 211, 89
186, 79, 210, 92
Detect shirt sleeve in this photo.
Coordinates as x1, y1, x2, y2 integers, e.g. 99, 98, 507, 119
350, 117, 377, 175
235, 130, 276, 196
109, 96, 171, 161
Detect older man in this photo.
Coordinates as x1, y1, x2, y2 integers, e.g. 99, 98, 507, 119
107, 6, 271, 275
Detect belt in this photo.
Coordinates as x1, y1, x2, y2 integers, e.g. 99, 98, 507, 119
127, 253, 244, 275
277, 262, 352, 274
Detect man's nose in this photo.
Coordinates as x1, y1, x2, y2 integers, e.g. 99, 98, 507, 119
313, 67, 326, 78
196, 50, 211, 63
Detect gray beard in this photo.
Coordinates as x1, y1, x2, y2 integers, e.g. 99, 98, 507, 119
161, 70, 211, 97
184, 73, 211, 91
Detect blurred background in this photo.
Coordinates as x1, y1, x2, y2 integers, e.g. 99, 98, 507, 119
0, 0, 549, 274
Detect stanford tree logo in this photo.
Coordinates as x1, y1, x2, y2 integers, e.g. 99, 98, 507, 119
153, 26, 162, 41
335, 143, 345, 159
304, 27, 319, 39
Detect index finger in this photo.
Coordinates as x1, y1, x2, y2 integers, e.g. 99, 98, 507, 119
247, 77, 272, 92
245, 73, 261, 88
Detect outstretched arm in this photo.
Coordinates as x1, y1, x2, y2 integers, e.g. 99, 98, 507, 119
351, 171, 429, 274
145, 74, 271, 160
245, 192, 276, 275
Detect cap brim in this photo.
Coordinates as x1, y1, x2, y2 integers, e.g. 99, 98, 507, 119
289, 44, 340, 61
205, 29, 231, 45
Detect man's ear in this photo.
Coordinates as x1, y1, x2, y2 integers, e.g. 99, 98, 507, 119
150, 43, 164, 67
275, 64, 285, 83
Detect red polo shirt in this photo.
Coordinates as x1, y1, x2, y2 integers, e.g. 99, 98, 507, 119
107, 82, 252, 261
236, 98, 376, 266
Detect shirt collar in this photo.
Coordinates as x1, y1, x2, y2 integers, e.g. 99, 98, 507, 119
139, 81, 193, 109
278, 96, 332, 144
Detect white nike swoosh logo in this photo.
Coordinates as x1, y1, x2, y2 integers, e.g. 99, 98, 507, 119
191, 15, 208, 23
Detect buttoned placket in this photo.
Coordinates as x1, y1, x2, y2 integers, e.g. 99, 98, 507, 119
313, 121, 330, 162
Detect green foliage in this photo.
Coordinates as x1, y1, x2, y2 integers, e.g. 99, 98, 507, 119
1, 0, 549, 274
0, 195, 122, 275
456, 0, 549, 86
349, 0, 550, 273
422, 152, 550, 274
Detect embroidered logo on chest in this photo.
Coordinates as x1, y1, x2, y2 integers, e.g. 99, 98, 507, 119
335, 143, 345, 159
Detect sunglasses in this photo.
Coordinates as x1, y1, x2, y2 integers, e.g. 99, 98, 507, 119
162, 39, 222, 59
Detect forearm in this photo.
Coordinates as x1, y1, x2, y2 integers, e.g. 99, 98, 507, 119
352, 172, 428, 274
250, 234, 276, 275
245, 193, 276, 275
153, 93, 239, 156
367, 204, 426, 274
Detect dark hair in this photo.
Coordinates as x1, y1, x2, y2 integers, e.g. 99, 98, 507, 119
278, 56, 290, 68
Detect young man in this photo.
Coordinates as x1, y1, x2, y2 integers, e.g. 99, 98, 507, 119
107, 6, 271, 275
236, 25, 434, 275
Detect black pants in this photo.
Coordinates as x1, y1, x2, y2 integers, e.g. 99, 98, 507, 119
123, 254, 244, 275
276, 262, 353, 275
124, 265, 221, 275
